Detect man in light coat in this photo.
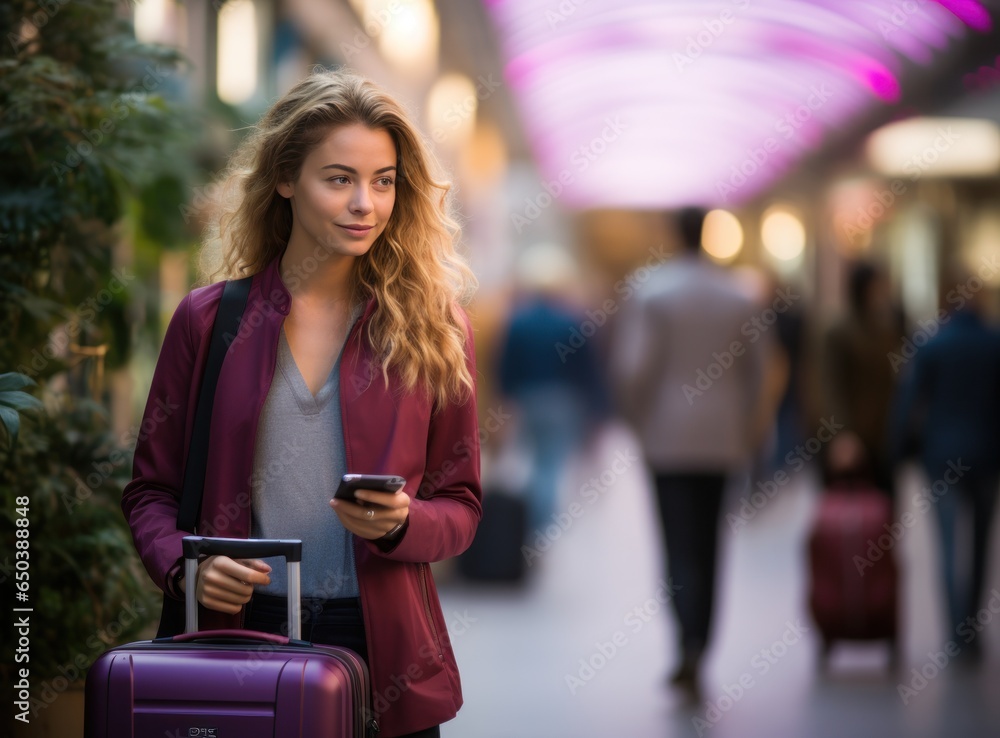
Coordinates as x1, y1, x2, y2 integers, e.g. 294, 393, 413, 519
611, 207, 767, 694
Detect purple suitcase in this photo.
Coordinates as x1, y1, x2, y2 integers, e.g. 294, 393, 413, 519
85, 537, 378, 737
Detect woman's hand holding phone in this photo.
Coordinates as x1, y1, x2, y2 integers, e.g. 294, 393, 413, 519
330, 474, 410, 541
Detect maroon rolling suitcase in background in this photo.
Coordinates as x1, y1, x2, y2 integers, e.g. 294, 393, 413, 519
807, 484, 899, 666
85, 536, 378, 737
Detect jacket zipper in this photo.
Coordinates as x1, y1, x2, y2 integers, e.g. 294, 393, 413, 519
343, 312, 380, 736
418, 563, 443, 660
340, 310, 367, 473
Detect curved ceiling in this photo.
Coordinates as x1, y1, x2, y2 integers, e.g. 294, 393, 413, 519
483, 0, 994, 208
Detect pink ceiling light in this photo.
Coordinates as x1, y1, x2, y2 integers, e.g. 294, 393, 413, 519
483, 0, 992, 209
932, 0, 993, 32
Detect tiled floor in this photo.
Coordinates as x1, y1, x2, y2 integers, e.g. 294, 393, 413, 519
438, 423, 1000, 738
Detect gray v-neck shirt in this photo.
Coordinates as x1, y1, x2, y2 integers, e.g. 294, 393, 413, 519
250, 325, 359, 598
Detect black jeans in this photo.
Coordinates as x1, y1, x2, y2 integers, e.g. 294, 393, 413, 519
653, 472, 726, 660
928, 471, 1000, 640
245, 592, 369, 660
244, 593, 441, 738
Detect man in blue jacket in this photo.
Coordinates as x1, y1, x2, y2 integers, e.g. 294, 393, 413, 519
890, 274, 1000, 662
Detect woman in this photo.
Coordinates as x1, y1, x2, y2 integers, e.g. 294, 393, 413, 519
122, 70, 482, 738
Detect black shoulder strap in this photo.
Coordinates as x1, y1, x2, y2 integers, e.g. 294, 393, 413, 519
177, 276, 253, 533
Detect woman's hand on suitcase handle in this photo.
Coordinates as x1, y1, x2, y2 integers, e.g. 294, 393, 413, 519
330, 488, 409, 540
179, 556, 272, 615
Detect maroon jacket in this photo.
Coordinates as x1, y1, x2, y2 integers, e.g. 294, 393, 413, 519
122, 256, 482, 737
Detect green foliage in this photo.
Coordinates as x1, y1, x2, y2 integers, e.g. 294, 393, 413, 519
0, 0, 197, 374
0, 398, 159, 686
0, 0, 202, 690
0, 372, 45, 449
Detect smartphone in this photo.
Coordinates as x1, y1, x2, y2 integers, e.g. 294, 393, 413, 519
334, 473, 406, 502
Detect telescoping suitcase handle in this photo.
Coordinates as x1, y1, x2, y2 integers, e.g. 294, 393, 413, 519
182, 536, 304, 640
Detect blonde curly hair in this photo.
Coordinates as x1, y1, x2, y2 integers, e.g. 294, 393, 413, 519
200, 69, 477, 405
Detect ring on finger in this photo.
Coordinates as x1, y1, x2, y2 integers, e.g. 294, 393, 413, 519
366, 509, 374, 519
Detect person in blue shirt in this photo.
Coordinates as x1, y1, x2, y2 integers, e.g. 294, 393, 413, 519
496, 243, 610, 533
890, 273, 1000, 662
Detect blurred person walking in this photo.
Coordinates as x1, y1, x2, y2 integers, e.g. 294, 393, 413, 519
890, 274, 1000, 661
732, 266, 809, 481
756, 271, 812, 478
822, 261, 904, 489
495, 243, 610, 533
808, 261, 906, 666
610, 208, 767, 695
